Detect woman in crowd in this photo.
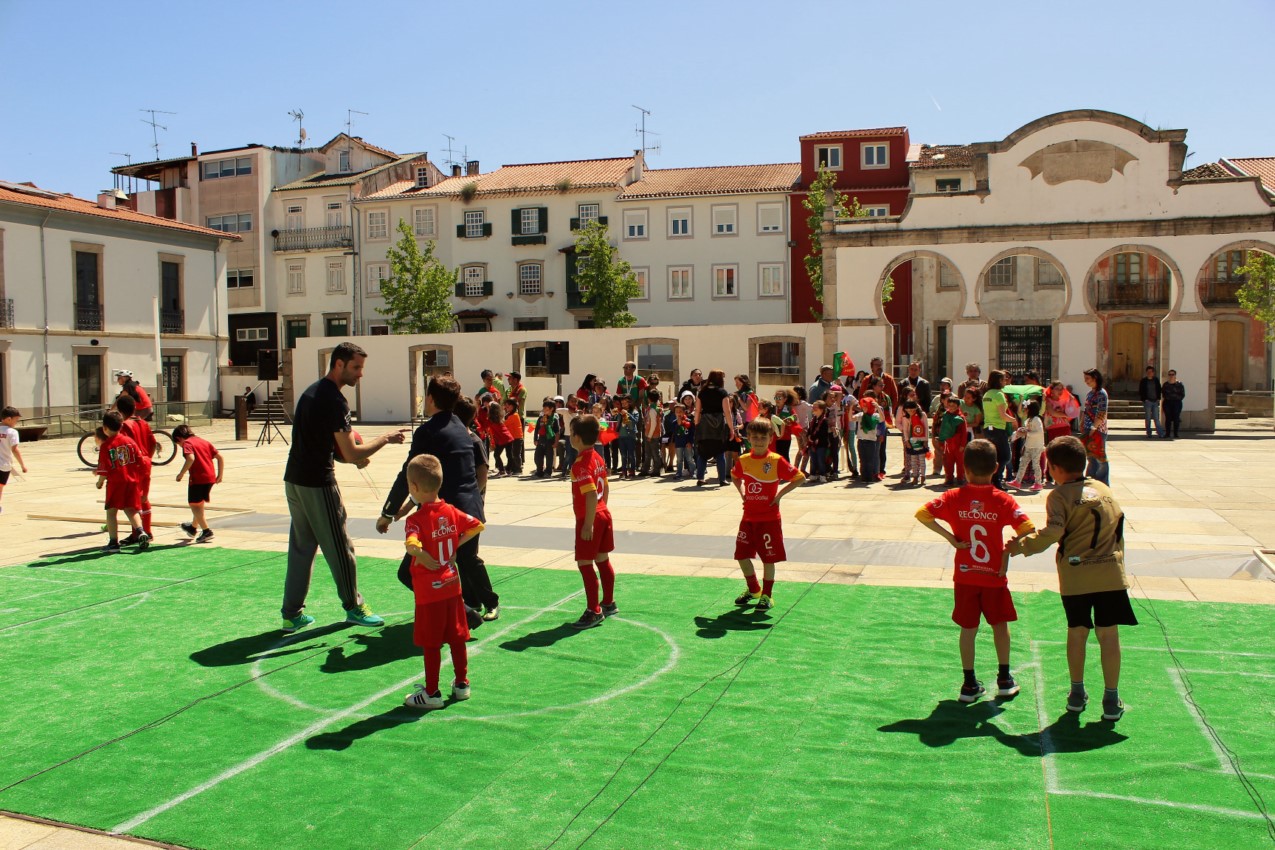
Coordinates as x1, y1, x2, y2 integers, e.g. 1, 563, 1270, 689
1081, 368, 1110, 484
694, 369, 734, 487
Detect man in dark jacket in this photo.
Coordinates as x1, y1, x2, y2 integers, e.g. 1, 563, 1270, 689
377, 374, 497, 627
1138, 366, 1164, 438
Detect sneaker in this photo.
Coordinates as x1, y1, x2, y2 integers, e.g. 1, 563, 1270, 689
102, 541, 121, 555
135, 531, 150, 552
120, 531, 141, 546
1067, 690, 1089, 713
959, 682, 986, 703
197, 529, 214, 543
734, 590, 760, 606
755, 594, 774, 611
1101, 698, 1126, 722
1031, 483, 1043, 492
180, 522, 197, 537
451, 681, 471, 701
481, 605, 500, 622
404, 684, 444, 710
601, 602, 619, 617
1005, 479, 1020, 489
570, 609, 604, 630
996, 677, 1021, 698
344, 604, 384, 627
281, 613, 316, 633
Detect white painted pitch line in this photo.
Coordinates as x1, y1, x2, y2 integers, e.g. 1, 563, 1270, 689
1181, 669, 1275, 679
1167, 666, 1235, 776
1030, 641, 1060, 792
0, 574, 78, 584
37, 567, 185, 582
6, 583, 87, 603
1047, 787, 1269, 820
112, 591, 582, 836
1031, 641, 1275, 659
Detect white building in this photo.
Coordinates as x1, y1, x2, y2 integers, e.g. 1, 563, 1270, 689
0, 180, 237, 418
824, 109, 1275, 429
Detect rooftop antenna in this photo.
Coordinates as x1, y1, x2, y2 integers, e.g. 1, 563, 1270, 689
632, 104, 661, 157
442, 134, 460, 170
288, 109, 307, 146
345, 108, 368, 140
110, 152, 133, 193
139, 108, 176, 159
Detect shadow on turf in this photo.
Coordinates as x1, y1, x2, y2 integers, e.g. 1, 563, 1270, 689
878, 700, 1127, 755
30, 542, 187, 566
693, 608, 772, 639
190, 622, 351, 667
306, 704, 442, 751
499, 621, 590, 652
319, 624, 418, 672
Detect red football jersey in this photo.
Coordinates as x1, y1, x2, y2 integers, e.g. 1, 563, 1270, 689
731, 451, 803, 522
921, 484, 1034, 587
181, 434, 221, 484
571, 448, 610, 520
97, 432, 143, 486
405, 500, 484, 605
119, 416, 156, 472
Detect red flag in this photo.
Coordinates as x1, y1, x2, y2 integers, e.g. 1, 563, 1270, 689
833, 351, 855, 377
745, 394, 760, 423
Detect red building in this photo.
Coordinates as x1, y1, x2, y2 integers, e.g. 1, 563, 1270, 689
789, 128, 914, 356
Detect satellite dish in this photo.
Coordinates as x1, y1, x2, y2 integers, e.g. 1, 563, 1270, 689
299, 128, 308, 143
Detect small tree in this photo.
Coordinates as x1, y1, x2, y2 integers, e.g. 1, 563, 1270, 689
376, 218, 457, 334
802, 167, 892, 317
1236, 250, 1275, 341
573, 220, 641, 328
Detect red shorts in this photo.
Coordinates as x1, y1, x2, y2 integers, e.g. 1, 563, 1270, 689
413, 595, 470, 649
951, 583, 1018, 629
104, 480, 142, 511
734, 518, 787, 563
574, 511, 615, 562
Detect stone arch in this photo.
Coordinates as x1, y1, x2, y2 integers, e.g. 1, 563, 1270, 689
972, 246, 1073, 310
994, 110, 1181, 152
1080, 243, 1187, 316
407, 342, 454, 421
626, 336, 680, 392
1194, 239, 1275, 317
876, 250, 966, 380
748, 334, 808, 398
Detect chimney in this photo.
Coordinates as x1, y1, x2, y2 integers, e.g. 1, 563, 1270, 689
631, 149, 644, 182
451, 164, 462, 178
191, 142, 198, 157
466, 160, 480, 176
97, 191, 116, 210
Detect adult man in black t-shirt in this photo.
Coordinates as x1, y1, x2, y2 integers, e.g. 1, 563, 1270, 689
280, 342, 405, 633
377, 374, 497, 627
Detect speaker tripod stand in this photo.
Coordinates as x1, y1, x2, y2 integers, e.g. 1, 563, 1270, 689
255, 380, 289, 446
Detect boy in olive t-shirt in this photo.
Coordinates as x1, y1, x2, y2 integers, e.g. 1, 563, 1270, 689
1010, 436, 1134, 721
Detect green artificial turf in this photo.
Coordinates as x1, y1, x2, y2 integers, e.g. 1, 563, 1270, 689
0, 545, 1272, 849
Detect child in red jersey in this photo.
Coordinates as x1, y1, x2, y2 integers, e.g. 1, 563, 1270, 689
114, 394, 157, 538
915, 439, 1035, 703
95, 411, 149, 554
731, 418, 804, 611
400, 454, 484, 710
569, 414, 616, 629
173, 424, 224, 543
936, 396, 969, 485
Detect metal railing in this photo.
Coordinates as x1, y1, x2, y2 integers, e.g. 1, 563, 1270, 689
75, 302, 104, 330
1092, 278, 1170, 310
0, 297, 12, 328
1202, 277, 1243, 305
160, 308, 185, 334
16, 400, 218, 440
272, 225, 353, 252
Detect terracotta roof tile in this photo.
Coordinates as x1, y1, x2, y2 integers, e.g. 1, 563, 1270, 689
799, 127, 907, 141
618, 163, 800, 199
0, 182, 239, 240
911, 144, 975, 170
1224, 157, 1275, 192
1181, 162, 1234, 181
372, 158, 636, 200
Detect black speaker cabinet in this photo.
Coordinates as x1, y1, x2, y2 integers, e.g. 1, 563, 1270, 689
257, 349, 279, 381
546, 341, 570, 375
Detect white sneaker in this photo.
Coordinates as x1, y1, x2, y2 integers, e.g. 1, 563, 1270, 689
404, 684, 443, 709
451, 681, 471, 701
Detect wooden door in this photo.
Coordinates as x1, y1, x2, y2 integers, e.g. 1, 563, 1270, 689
1111, 322, 1143, 393
1216, 322, 1244, 393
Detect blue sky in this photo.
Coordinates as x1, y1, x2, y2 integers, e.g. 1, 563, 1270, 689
2, 0, 1271, 198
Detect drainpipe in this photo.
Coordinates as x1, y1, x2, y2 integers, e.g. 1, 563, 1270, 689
38, 211, 52, 415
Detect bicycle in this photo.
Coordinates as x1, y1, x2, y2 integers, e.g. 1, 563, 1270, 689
77, 427, 178, 468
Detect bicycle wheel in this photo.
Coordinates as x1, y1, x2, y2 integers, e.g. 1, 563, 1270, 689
77, 432, 97, 467
153, 429, 179, 466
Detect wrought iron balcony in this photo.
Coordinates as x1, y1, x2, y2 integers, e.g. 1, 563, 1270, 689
1091, 278, 1170, 310
1202, 277, 1243, 305
161, 309, 185, 334
0, 297, 12, 329
75, 302, 103, 331
272, 225, 353, 252
567, 286, 591, 310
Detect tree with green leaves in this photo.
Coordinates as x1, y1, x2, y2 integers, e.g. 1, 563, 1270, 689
573, 220, 641, 328
802, 166, 892, 318
376, 218, 457, 335
1236, 250, 1275, 341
